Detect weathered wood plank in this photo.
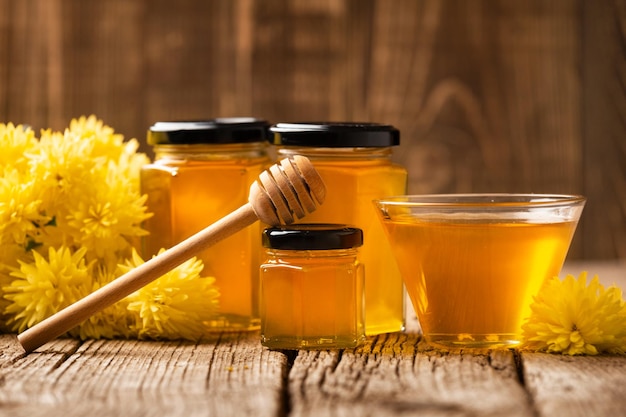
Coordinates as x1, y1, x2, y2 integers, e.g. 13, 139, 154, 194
1, 330, 626, 416
370, 0, 582, 193
0, 333, 287, 417
144, 0, 239, 123
523, 353, 626, 417
60, 0, 145, 142
0, 0, 9, 119
288, 333, 533, 417
581, 0, 626, 259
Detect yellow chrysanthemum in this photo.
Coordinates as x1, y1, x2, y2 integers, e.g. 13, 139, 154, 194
115, 140, 150, 188
14, 118, 150, 258
0, 168, 48, 247
69, 114, 125, 161
0, 115, 220, 341
0, 243, 31, 286
29, 129, 97, 200
0, 251, 27, 332
522, 272, 626, 355
3, 246, 93, 333
120, 249, 220, 341
0, 123, 37, 170
65, 180, 151, 263
68, 115, 149, 182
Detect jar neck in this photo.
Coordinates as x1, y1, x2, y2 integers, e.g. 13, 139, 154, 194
153, 142, 268, 160
265, 248, 359, 258
276, 146, 393, 161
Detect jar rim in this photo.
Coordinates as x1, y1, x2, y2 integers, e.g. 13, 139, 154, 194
148, 118, 270, 145
270, 122, 400, 147
374, 193, 586, 208
262, 223, 364, 250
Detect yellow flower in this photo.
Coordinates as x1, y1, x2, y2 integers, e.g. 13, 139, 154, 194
522, 272, 626, 355
69, 115, 125, 161
0, 168, 48, 247
0, 123, 37, 170
0, 249, 28, 332
29, 129, 97, 204
0, 115, 219, 341
65, 181, 151, 263
3, 246, 93, 333
120, 249, 220, 341
16, 118, 150, 261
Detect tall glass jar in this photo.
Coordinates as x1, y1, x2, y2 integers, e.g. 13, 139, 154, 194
141, 118, 271, 331
270, 122, 408, 335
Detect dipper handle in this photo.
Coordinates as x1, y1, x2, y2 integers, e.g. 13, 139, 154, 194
18, 156, 325, 353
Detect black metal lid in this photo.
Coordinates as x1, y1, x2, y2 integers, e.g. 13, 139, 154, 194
270, 122, 400, 147
262, 224, 364, 250
147, 118, 271, 145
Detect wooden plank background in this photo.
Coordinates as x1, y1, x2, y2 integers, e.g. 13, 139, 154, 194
0, 0, 625, 259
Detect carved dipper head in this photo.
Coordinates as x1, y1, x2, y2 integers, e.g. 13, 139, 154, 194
250, 155, 325, 225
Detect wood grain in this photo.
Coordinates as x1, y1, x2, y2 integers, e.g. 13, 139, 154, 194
288, 334, 533, 417
3, 332, 626, 416
581, 0, 626, 259
523, 353, 626, 417
0, 0, 625, 258
0, 334, 287, 417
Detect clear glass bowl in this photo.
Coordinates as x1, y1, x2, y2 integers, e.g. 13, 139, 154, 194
374, 194, 586, 348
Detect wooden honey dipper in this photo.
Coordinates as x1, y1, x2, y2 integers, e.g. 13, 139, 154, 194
17, 155, 325, 354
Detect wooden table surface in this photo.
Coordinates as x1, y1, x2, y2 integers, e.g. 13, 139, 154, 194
0, 260, 625, 417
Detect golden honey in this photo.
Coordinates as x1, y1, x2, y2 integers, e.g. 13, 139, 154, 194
271, 123, 407, 335
375, 194, 585, 347
260, 224, 365, 349
141, 119, 271, 331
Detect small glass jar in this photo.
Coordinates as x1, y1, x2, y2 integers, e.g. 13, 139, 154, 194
260, 224, 365, 350
270, 122, 407, 335
141, 118, 271, 331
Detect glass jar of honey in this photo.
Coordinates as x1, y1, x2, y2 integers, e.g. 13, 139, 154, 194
260, 224, 365, 349
270, 122, 407, 335
141, 118, 271, 331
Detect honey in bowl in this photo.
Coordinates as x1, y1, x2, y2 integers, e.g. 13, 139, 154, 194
375, 194, 586, 348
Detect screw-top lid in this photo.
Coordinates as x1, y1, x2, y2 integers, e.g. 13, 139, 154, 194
148, 118, 270, 145
262, 224, 364, 250
270, 122, 400, 147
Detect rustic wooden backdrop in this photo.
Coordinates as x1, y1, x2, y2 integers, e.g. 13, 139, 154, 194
1, 0, 625, 260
